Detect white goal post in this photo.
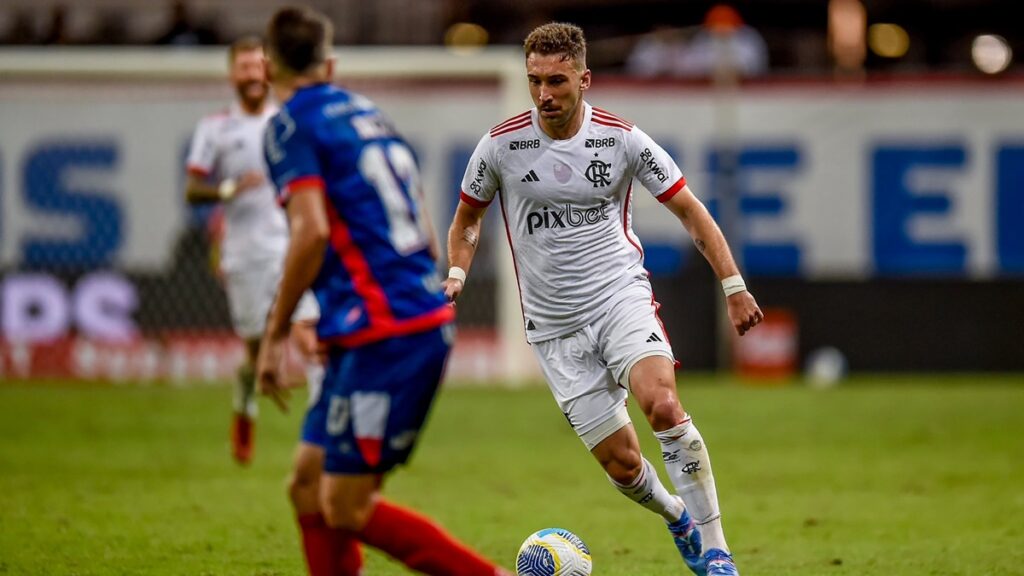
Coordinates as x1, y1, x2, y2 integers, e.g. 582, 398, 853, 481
0, 46, 539, 384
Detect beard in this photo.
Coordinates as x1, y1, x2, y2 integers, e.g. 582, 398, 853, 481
235, 80, 268, 110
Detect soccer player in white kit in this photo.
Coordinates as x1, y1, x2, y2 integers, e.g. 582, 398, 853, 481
185, 36, 319, 465
446, 23, 763, 576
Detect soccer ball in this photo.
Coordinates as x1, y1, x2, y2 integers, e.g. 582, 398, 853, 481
515, 528, 593, 576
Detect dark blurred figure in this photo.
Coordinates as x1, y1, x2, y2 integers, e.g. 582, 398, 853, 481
154, 0, 219, 45
88, 8, 130, 45
2, 9, 37, 45
677, 4, 768, 78
41, 5, 72, 45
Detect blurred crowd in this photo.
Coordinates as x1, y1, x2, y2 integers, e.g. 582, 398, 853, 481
0, 0, 1018, 76
1, 1, 220, 46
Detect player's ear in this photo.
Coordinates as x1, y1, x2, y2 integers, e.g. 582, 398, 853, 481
580, 68, 592, 92
263, 56, 273, 83
324, 57, 335, 82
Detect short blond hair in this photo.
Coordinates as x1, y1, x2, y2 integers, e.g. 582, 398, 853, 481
229, 35, 263, 64
523, 22, 587, 70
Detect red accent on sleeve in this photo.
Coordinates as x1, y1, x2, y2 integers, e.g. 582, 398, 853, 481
186, 165, 210, 178
459, 190, 492, 208
284, 176, 326, 196
279, 176, 326, 206
656, 177, 687, 203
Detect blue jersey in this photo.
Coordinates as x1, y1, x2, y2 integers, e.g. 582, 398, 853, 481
264, 83, 452, 347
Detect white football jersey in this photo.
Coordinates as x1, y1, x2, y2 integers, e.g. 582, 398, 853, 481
460, 102, 686, 343
186, 102, 289, 272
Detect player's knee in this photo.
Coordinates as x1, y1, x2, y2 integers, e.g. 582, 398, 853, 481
321, 497, 374, 531
287, 466, 319, 507
646, 395, 685, 431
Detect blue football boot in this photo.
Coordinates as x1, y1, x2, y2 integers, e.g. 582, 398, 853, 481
666, 502, 706, 575
705, 548, 739, 576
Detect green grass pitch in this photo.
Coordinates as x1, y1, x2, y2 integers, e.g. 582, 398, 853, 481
1, 376, 1022, 575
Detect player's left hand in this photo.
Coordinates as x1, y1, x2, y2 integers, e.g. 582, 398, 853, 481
727, 291, 764, 336
256, 333, 291, 412
236, 170, 266, 195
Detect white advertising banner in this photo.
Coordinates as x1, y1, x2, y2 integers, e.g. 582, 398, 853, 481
2, 78, 1023, 278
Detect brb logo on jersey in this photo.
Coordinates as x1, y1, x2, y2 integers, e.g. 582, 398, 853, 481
509, 139, 540, 151
585, 138, 616, 149
526, 201, 610, 234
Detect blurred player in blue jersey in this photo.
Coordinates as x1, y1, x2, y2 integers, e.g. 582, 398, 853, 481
255, 7, 510, 576
184, 36, 321, 465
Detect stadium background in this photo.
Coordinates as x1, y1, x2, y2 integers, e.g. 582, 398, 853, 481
1, 2, 1022, 575
3, 0, 1023, 382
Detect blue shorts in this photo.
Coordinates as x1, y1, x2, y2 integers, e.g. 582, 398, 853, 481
301, 324, 453, 474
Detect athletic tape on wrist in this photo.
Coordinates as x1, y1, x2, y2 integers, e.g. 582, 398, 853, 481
721, 274, 747, 297
447, 266, 467, 283
218, 178, 237, 200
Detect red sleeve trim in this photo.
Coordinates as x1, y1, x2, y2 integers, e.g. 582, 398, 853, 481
284, 175, 326, 195
460, 190, 492, 208
280, 176, 326, 206
656, 177, 687, 203
186, 165, 210, 178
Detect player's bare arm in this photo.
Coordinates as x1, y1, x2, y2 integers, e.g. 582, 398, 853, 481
257, 186, 329, 410
444, 199, 487, 301
184, 170, 265, 204
664, 185, 764, 336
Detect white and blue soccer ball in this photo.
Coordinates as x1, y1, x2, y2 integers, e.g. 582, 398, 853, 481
515, 528, 593, 576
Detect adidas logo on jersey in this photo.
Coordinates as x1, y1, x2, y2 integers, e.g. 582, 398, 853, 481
521, 170, 540, 183
646, 332, 663, 343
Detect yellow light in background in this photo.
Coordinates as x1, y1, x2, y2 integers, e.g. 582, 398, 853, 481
868, 23, 910, 58
972, 34, 1012, 74
444, 22, 489, 52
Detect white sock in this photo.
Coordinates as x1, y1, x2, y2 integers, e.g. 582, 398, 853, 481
655, 418, 729, 552
233, 365, 258, 418
608, 457, 686, 523
304, 361, 325, 407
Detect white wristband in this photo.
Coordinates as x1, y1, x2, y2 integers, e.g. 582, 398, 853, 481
218, 178, 238, 200
721, 274, 747, 297
447, 266, 467, 283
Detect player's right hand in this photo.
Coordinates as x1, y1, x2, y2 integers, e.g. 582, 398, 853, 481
443, 278, 464, 303
256, 333, 291, 413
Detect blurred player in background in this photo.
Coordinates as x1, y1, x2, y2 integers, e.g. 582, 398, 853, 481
184, 36, 321, 465
256, 7, 510, 576
446, 22, 762, 576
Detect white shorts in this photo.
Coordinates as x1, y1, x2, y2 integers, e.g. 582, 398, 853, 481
224, 261, 319, 340
532, 283, 675, 450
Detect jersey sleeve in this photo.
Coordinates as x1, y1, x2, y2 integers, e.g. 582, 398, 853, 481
264, 108, 324, 205
628, 125, 686, 203
459, 133, 500, 208
185, 117, 218, 178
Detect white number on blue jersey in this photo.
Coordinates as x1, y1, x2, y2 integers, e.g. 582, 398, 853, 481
358, 142, 428, 255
